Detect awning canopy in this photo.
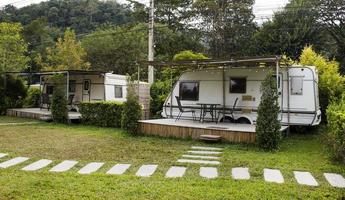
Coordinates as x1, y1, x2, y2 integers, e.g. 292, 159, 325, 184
5, 70, 107, 76
140, 56, 284, 68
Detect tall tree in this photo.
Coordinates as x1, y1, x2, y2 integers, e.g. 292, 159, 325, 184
82, 23, 204, 74
37, 28, 90, 71
0, 22, 29, 73
314, 0, 345, 73
194, 0, 257, 58
155, 0, 195, 31
254, 0, 329, 59
22, 18, 62, 71
82, 24, 147, 75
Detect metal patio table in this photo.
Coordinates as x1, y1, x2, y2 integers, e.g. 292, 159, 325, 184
197, 103, 220, 123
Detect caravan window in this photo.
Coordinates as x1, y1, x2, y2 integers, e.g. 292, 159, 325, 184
230, 77, 246, 93
179, 82, 199, 101
115, 85, 123, 98
291, 77, 303, 95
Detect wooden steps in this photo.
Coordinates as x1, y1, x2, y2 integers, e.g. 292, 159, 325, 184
199, 135, 222, 142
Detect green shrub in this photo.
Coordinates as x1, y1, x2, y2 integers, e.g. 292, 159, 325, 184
23, 87, 41, 108
51, 74, 68, 123
256, 71, 282, 151
150, 80, 170, 118
300, 47, 344, 122
0, 74, 27, 115
79, 101, 123, 127
122, 78, 142, 135
326, 94, 345, 164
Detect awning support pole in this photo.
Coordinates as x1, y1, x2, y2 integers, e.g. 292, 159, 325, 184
222, 65, 225, 121
170, 67, 173, 118
66, 72, 69, 101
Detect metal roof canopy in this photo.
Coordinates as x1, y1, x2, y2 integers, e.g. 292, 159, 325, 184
5, 70, 106, 76
139, 56, 283, 68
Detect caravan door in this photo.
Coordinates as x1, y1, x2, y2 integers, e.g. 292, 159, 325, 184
82, 79, 91, 101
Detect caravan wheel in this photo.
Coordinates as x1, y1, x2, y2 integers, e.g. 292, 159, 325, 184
219, 116, 235, 123
236, 117, 252, 124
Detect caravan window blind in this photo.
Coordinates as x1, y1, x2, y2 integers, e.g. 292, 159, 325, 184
179, 82, 199, 101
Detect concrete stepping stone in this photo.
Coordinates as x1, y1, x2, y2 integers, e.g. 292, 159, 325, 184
177, 159, 220, 165
324, 173, 345, 188
200, 167, 218, 179
0, 157, 29, 168
187, 151, 222, 155
22, 159, 52, 171
49, 160, 78, 172
191, 146, 223, 151
264, 168, 284, 184
0, 153, 7, 159
106, 164, 131, 175
135, 165, 158, 177
294, 171, 319, 186
182, 155, 220, 160
232, 167, 250, 180
165, 166, 186, 178
78, 162, 104, 174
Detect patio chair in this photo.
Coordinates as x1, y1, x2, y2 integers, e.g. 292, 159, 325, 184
40, 93, 51, 111
175, 96, 196, 121
217, 97, 239, 122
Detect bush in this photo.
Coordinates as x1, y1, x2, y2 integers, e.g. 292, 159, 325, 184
326, 94, 345, 164
79, 101, 123, 127
256, 71, 282, 151
300, 46, 344, 121
51, 74, 68, 123
23, 87, 41, 108
0, 74, 27, 115
122, 78, 142, 135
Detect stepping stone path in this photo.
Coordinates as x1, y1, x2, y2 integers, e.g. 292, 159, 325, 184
324, 173, 345, 188
177, 159, 220, 165
0, 153, 7, 159
200, 167, 218, 179
264, 168, 284, 184
0, 157, 29, 168
0, 153, 344, 189
135, 165, 158, 177
78, 162, 104, 174
50, 160, 78, 172
22, 159, 52, 171
187, 150, 222, 155
232, 167, 250, 180
107, 164, 131, 175
165, 166, 186, 178
294, 171, 319, 186
176, 146, 224, 165
182, 155, 220, 160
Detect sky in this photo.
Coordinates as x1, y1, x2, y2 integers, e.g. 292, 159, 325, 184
0, 0, 290, 22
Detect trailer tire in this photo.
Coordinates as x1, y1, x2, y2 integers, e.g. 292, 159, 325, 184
236, 117, 251, 124
219, 116, 235, 123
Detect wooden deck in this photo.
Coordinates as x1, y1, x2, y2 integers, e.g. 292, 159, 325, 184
139, 119, 257, 143
7, 108, 81, 121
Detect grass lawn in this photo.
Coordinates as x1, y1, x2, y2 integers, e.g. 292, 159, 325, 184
0, 116, 344, 199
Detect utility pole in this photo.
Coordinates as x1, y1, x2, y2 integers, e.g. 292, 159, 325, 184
148, 0, 155, 84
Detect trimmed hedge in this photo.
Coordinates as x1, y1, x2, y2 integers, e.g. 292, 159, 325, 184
326, 95, 345, 164
79, 101, 123, 127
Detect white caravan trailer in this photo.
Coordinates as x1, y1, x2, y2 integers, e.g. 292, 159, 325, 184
161, 61, 321, 126
38, 70, 150, 117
